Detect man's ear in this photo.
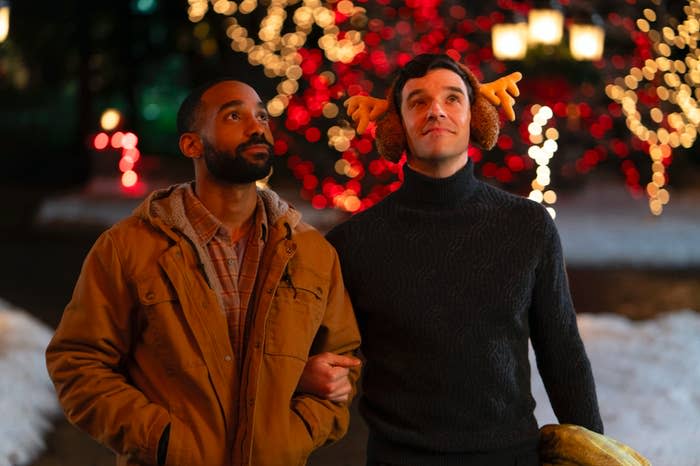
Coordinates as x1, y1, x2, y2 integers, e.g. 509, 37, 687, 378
179, 132, 203, 159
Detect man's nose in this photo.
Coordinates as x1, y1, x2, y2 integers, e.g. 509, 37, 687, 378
245, 115, 266, 135
427, 100, 446, 119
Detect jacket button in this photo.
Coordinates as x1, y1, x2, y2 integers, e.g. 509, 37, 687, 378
266, 288, 274, 294
286, 247, 293, 254
254, 341, 261, 349
224, 355, 232, 362
248, 398, 255, 406
145, 292, 155, 300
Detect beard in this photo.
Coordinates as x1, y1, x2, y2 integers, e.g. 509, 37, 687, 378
202, 135, 274, 184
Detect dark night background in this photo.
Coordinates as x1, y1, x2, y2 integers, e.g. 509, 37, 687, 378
1, 0, 699, 464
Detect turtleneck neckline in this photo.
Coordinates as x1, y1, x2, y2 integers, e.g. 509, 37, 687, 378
393, 159, 479, 207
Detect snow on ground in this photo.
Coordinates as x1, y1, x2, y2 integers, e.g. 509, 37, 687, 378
531, 310, 700, 466
25, 174, 700, 465
0, 299, 61, 466
554, 181, 700, 267
35, 175, 700, 267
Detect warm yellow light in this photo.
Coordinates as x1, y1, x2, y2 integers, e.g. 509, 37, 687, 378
100, 109, 122, 131
528, 9, 563, 45
121, 170, 138, 188
492, 23, 528, 60
569, 24, 605, 61
0, 3, 9, 44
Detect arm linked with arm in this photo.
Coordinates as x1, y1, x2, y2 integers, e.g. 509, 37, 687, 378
291, 247, 362, 448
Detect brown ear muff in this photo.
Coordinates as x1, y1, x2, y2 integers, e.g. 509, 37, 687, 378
375, 63, 501, 162
459, 63, 500, 151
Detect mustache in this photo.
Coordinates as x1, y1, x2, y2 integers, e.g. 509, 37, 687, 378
238, 135, 274, 152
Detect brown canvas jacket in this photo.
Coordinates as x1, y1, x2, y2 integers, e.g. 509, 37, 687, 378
46, 184, 361, 466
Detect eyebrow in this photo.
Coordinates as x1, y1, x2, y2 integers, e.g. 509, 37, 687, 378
405, 86, 466, 102
217, 99, 267, 114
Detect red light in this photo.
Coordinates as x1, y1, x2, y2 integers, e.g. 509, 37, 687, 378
369, 159, 385, 176
364, 32, 381, 47
497, 134, 513, 150
505, 155, 525, 172
311, 195, 327, 209
303, 174, 318, 190
553, 102, 567, 117
111, 132, 124, 149
305, 127, 321, 143
119, 157, 135, 173
121, 132, 138, 150
346, 179, 362, 194
482, 162, 498, 178
274, 140, 288, 156
122, 148, 141, 163
397, 52, 412, 67
94, 133, 109, 150
449, 5, 466, 19
468, 147, 482, 163
356, 138, 373, 154
579, 103, 592, 118
496, 167, 513, 183
446, 49, 461, 62
396, 21, 411, 36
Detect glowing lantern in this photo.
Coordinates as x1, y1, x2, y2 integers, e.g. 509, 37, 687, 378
570, 24, 605, 61
492, 23, 528, 60
528, 8, 564, 45
0, 1, 9, 44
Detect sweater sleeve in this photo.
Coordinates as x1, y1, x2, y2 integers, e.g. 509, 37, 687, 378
529, 211, 604, 433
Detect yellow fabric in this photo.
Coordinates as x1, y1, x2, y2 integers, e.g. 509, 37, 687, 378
539, 424, 651, 466
46, 185, 361, 466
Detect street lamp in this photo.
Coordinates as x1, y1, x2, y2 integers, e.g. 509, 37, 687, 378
528, 8, 564, 46
492, 2, 605, 61
0, 0, 9, 44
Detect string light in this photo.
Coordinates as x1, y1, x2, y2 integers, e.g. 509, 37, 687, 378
526, 105, 558, 219
190, 0, 367, 116
606, 1, 700, 215
180, 2, 688, 214
92, 109, 145, 195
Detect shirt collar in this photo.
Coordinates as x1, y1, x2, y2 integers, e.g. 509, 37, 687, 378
182, 183, 268, 246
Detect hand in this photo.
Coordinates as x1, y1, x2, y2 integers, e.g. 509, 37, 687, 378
479, 71, 522, 121
297, 352, 362, 402
344, 95, 389, 135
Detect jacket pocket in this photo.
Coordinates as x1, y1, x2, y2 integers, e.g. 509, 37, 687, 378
264, 268, 325, 361
136, 275, 207, 371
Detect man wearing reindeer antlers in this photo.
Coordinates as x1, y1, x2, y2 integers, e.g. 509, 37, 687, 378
300, 54, 603, 466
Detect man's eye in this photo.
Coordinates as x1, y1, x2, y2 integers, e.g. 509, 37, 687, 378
410, 100, 425, 108
257, 113, 270, 122
447, 95, 460, 103
227, 112, 240, 120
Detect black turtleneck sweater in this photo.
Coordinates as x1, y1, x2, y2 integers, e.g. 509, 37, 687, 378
326, 160, 603, 464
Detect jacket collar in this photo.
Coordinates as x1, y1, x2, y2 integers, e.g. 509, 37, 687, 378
133, 182, 302, 241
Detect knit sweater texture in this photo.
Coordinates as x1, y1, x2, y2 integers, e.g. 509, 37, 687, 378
326, 160, 603, 462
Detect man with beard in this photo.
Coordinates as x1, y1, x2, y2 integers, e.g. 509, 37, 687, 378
46, 79, 361, 466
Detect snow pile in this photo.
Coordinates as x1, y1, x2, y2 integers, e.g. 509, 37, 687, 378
0, 300, 61, 466
554, 183, 700, 267
531, 310, 700, 466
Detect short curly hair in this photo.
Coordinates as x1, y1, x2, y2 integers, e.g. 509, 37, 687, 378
376, 54, 500, 162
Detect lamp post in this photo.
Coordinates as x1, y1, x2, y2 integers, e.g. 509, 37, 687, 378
492, 2, 605, 61
0, 0, 9, 44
